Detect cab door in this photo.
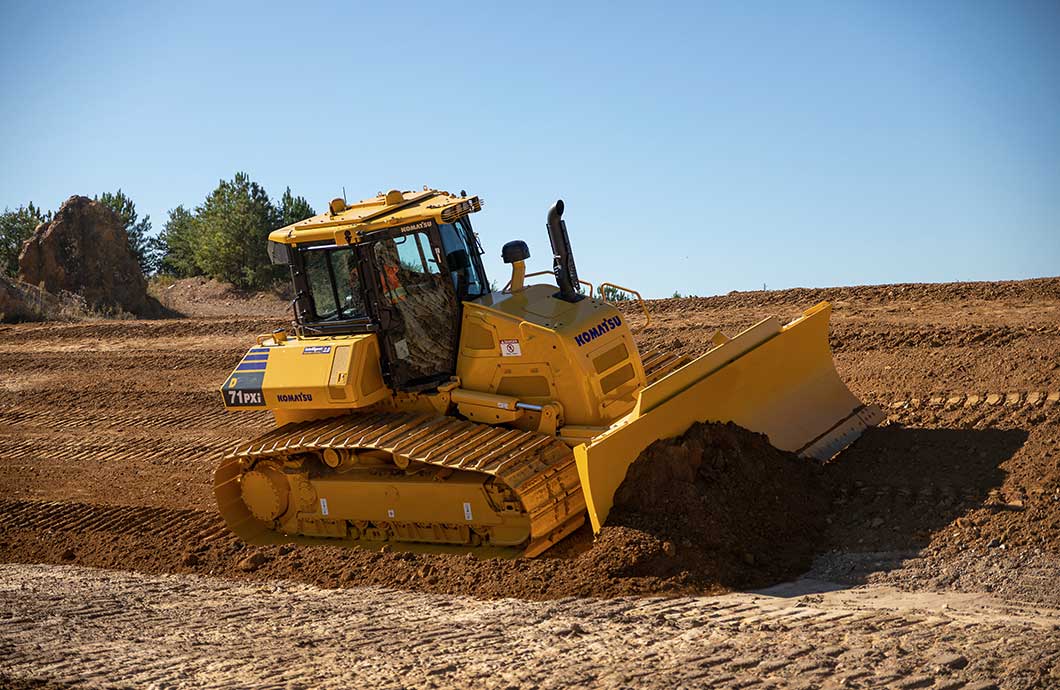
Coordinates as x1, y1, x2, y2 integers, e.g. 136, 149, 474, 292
368, 225, 460, 389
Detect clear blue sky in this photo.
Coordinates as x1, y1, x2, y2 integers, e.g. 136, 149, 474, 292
2, 1, 1057, 298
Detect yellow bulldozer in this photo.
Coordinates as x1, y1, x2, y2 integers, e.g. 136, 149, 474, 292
216, 188, 882, 557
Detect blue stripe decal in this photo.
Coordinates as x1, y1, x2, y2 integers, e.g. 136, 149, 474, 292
248, 348, 270, 353
242, 354, 269, 361
236, 362, 268, 371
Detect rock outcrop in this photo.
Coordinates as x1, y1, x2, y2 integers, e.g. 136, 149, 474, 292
18, 196, 162, 317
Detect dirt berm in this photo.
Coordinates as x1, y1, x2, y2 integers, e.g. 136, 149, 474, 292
0, 275, 85, 323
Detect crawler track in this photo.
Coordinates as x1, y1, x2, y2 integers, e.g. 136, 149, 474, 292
216, 411, 586, 557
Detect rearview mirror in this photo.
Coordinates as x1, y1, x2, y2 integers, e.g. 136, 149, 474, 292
447, 249, 470, 271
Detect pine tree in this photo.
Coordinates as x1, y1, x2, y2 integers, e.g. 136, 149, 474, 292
277, 187, 316, 229
152, 176, 316, 288
0, 203, 47, 277
157, 206, 200, 277
192, 173, 280, 289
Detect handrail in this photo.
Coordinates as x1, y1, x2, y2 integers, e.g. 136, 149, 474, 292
598, 281, 651, 333
503, 270, 594, 297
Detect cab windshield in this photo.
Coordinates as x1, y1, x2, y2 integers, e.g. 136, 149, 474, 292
301, 246, 367, 322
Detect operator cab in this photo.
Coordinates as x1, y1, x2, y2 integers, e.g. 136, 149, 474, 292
277, 216, 489, 390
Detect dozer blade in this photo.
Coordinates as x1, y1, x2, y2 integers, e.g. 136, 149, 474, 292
574, 301, 884, 532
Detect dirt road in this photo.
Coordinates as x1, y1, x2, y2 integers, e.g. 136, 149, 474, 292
1, 277, 1058, 685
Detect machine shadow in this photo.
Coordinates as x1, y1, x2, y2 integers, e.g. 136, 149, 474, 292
746, 424, 1028, 598
804, 423, 1029, 583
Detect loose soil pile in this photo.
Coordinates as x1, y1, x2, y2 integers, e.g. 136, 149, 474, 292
603, 422, 829, 588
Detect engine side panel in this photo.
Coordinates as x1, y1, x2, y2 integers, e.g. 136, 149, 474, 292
456, 285, 647, 427
219, 334, 391, 412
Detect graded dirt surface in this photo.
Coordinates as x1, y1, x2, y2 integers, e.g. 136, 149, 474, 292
1, 276, 1059, 687
4, 563, 1060, 689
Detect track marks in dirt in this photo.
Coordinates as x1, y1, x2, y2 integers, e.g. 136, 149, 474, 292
0, 434, 236, 469
830, 323, 1060, 352
876, 392, 1060, 439
2, 563, 1057, 689
0, 500, 225, 542
0, 341, 272, 506
0, 350, 245, 376
865, 391, 1060, 433
884, 390, 1060, 409
0, 422, 264, 508
0, 402, 269, 435
0, 316, 286, 343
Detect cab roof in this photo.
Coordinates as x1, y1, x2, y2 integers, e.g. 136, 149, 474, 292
268, 188, 483, 246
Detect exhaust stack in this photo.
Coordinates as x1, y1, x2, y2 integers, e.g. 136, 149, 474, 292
546, 200, 583, 303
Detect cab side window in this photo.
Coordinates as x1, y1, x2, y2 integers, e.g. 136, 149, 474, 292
304, 249, 338, 317
439, 221, 485, 297
374, 233, 442, 304
394, 232, 441, 276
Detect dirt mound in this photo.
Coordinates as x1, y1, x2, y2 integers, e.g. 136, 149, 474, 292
642, 276, 1060, 314
18, 195, 163, 317
150, 277, 290, 317
0, 275, 86, 323
602, 421, 830, 588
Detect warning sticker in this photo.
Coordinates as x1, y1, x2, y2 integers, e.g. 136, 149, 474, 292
319, 498, 329, 516
463, 502, 473, 521
500, 339, 521, 357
